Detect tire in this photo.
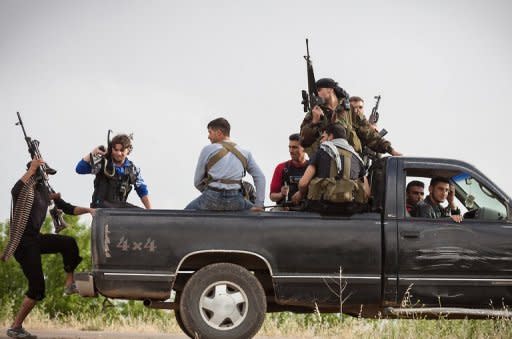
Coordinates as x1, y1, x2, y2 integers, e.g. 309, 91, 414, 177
173, 309, 193, 338
179, 263, 266, 339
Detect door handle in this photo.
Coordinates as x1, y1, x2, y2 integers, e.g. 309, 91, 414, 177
400, 231, 420, 239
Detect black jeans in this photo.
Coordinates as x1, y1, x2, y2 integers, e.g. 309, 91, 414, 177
14, 234, 82, 301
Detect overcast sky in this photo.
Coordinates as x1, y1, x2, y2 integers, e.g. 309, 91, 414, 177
1, 0, 511, 221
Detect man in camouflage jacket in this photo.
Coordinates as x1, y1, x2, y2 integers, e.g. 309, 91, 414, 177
300, 78, 402, 158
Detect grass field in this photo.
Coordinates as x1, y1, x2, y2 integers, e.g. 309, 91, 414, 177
2, 303, 512, 339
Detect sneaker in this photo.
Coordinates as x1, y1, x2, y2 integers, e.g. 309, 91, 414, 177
64, 282, 79, 296
6, 326, 37, 338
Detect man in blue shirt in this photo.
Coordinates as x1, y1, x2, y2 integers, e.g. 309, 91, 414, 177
76, 134, 151, 209
186, 117, 265, 211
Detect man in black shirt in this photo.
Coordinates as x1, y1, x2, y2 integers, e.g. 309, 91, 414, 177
1, 159, 94, 339
406, 180, 425, 217
415, 176, 462, 223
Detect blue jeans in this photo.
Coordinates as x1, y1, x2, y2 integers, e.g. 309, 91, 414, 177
185, 188, 253, 211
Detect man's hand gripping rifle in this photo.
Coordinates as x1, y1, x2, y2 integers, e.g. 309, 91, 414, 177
362, 96, 388, 169
16, 112, 68, 233
368, 95, 387, 137
301, 39, 326, 119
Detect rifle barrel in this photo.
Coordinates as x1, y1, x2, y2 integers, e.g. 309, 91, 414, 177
16, 112, 29, 139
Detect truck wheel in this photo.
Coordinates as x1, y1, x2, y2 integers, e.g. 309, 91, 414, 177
174, 310, 193, 338
179, 263, 266, 339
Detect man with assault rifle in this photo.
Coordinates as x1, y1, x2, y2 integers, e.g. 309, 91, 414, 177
299, 39, 402, 160
1, 113, 94, 339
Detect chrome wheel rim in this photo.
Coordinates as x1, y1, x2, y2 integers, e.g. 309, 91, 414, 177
198, 280, 248, 330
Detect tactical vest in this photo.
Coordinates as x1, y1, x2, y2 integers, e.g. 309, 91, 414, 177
280, 161, 306, 203
200, 142, 248, 190
307, 147, 367, 204
91, 158, 136, 207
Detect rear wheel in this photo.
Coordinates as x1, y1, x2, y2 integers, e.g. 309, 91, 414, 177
179, 263, 266, 339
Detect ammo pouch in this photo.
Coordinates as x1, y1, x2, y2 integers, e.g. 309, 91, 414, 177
307, 177, 356, 203
307, 148, 367, 204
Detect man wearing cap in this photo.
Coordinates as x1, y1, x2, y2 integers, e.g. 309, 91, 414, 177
186, 117, 266, 211
300, 78, 402, 158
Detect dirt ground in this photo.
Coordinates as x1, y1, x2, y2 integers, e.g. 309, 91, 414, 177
0, 328, 289, 339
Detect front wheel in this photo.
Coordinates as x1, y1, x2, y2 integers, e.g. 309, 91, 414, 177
179, 263, 266, 339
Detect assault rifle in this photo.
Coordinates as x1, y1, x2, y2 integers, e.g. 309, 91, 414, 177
16, 112, 68, 233
362, 96, 388, 170
301, 39, 326, 117
89, 129, 112, 169
368, 95, 387, 137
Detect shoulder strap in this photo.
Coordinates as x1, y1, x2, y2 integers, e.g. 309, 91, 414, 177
339, 149, 352, 180
206, 147, 229, 173
329, 157, 338, 178
206, 142, 249, 173
220, 142, 248, 170
126, 162, 137, 184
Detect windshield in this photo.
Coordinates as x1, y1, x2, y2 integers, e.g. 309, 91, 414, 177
452, 173, 507, 220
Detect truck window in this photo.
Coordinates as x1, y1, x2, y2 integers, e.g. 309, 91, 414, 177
405, 175, 466, 218
452, 173, 507, 221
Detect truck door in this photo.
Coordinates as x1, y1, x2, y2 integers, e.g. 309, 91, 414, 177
396, 163, 512, 308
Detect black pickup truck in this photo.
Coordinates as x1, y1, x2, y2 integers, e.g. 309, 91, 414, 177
76, 156, 512, 338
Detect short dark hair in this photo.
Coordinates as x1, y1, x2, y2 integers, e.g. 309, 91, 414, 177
289, 133, 300, 142
406, 180, 424, 192
207, 117, 230, 136
349, 96, 364, 103
325, 124, 347, 140
430, 176, 450, 187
